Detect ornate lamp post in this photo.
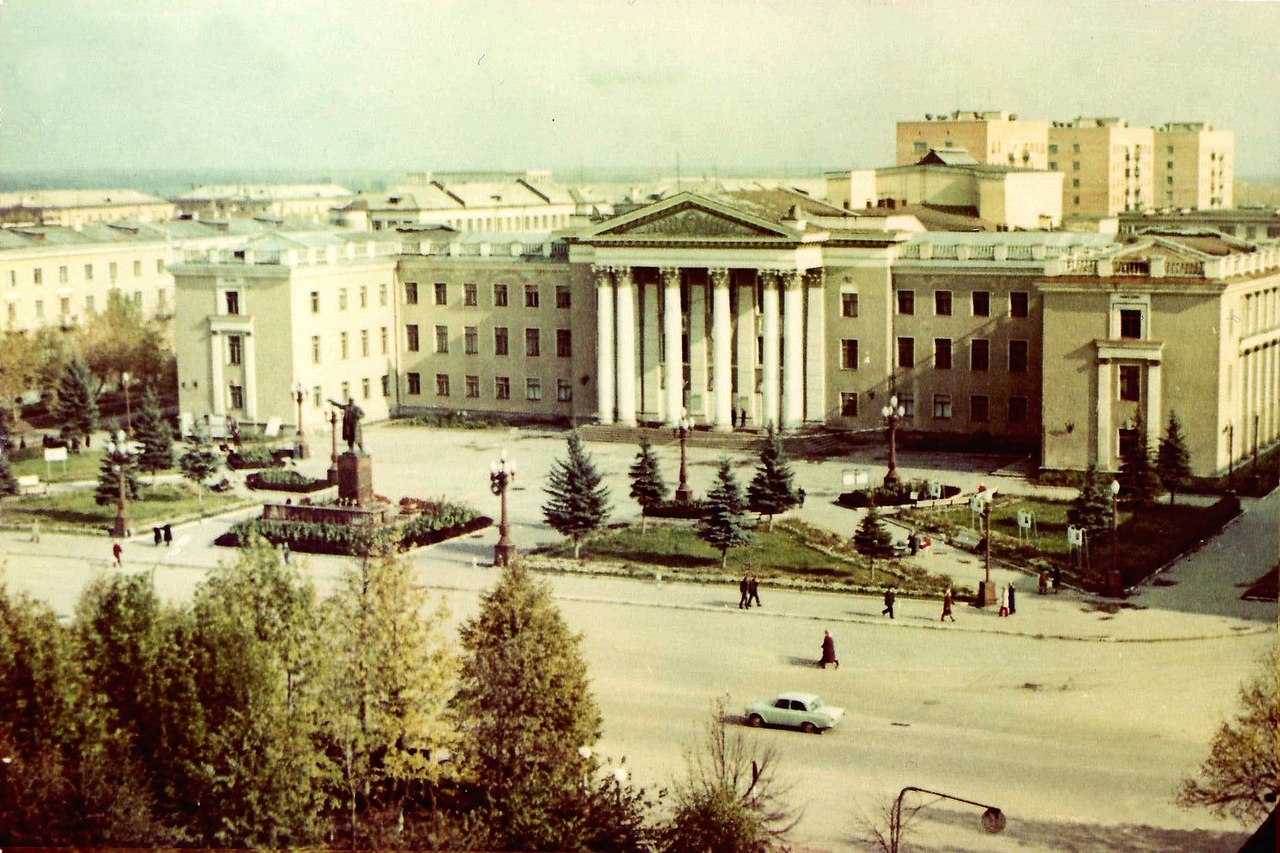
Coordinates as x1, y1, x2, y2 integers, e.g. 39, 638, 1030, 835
490, 450, 517, 567
1108, 479, 1122, 597
294, 383, 308, 459
327, 410, 339, 484
978, 489, 997, 606
881, 394, 906, 486
675, 410, 695, 504
891, 786, 1005, 853
121, 372, 133, 434
104, 429, 132, 539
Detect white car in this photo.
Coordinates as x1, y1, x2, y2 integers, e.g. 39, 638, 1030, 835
744, 692, 844, 734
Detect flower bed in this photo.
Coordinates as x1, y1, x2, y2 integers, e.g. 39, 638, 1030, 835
642, 499, 712, 519
838, 480, 961, 508
245, 468, 330, 493
226, 447, 283, 470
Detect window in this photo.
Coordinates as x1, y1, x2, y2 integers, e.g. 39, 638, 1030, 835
133, 291, 142, 307
840, 339, 859, 370
1009, 396, 1029, 424
465, 375, 480, 398
356, 285, 366, 308
436, 374, 450, 396
840, 392, 858, 417
1119, 365, 1141, 401
495, 327, 510, 356
85, 295, 94, 313
897, 337, 914, 368
33, 268, 42, 285
229, 385, 244, 410
133, 260, 142, 277
404, 282, 419, 304
556, 285, 571, 309
932, 394, 953, 419
60, 297, 70, 316
84, 264, 93, 282
935, 290, 952, 316
228, 335, 243, 365
557, 379, 573, 402
362, 378, 371, 400
897, 290, 914, 315
1010, 291, 1029, 318
841, 292, 859, 317
934, 338, 952, 370
526, 378, 542, 401
971, 339, 989, 371
494, 283, 509, 307
339, 289, 348, 310
407, 372, 421, 395
310, 291, 320, 313
1072, 178, 1081, 188
379, 283, 388, 306
108, 262, 117, 281
465, 326, 479, 354
435, 325, 449, 353
1072, 143, 1080, 154
1120, 309, 1143, 339
313, 386, 322, 408
224, 291, 240, 315
899, 394, 915, 418
525, 327, 541, 357
381, 375, 390, 397
970, 395, 989, 423
495, 376, 511, 399
1049, 143, 1058, 155
972, 291, 990, 317
311, 335, 321, 364
556, 329, 572, 358
341, 381, 350, 401
361, 329, 369, 357
525, 284, 540, 308
1009, 340, 1029, 373
434, 282, 448, 305
380, 326, 388, 354
913, 141, 928, 154
34, 300, 43, 319
465, 282, 478, 306
340, 332, 349, 359
1049, 161, 1058, 170
157, 259, 164, 274
406, 324, 420, 352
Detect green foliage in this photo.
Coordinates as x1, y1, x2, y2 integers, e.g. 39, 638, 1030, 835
1157, 412, 1193, 505
131, 385, 173, 475
229, 500, 485, 554
1178, 649, 1278, 825
454, 562, 605, 850
698, 459, 753, 568
53, 356, 98, 445
1068, 464, 1114, 536
94, 444, 141, 506
228, 446, 277, 467
746, 427, 799, 530
0, 445, 16, 498
79, 290, 175, 398
628, 436, 667, 512
543, 431, 611, 559
177, 433, 221, 506
853, 503, 893, 561
249, 467, 320, 486
1118, 411, 1160, 506
0, 404, 12, 455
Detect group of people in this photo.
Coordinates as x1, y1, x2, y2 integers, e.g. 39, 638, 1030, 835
737, 575, 762, 609
998, 583, 1018, 617
152, 524, 174, 546
1038, 566, 1063, 594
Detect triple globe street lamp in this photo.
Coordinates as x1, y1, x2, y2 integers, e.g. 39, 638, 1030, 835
293, 383, 308, 459
881, 394, 906, 486
674, 411, 695, 504
490, 450, 517, 567
104, 429, 135, 539
1108, 478, 1122, 597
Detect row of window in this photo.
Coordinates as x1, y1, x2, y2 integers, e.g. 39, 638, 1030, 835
13, 258, 164, 287
302, 283, 390, 314
838, 391, 1030, 424
839, 338, 1030, 372
8, 290, 156, 323
405, 324, 571, 358
404, 281, 572, 310
894, 289, 1028, 319
310, 327, 391, 363
404, 373, 572, 403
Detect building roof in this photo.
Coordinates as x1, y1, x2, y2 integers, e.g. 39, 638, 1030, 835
854, 203, 996, 232
0, 188, 170, 210
174, 184, 353, 202
918, 147, 978, 166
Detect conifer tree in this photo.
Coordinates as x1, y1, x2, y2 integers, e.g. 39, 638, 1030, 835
94, 441, 142, 506
1117, 412, 1160, 507
0, 404, 13, 454
178, 432, 222, 508
747, 427, 799, 531
132, 384, 173, 477
628, 436, 667, 531
0, 446, 16, 498
1068, 464, 1113, 536
698, 459, 753, 568
543, 431, 610, 559
53, 356, 98, 447
1157, 411, 1193, 505
853, 502, 893, 572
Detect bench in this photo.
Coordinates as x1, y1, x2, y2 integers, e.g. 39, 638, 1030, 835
17, 474, 46, 495
950, 531, 983, 552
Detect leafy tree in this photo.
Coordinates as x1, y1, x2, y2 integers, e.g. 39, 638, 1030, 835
52, 355, 98, 447
746, 427, 799, 531
628, 436, 667, 531
853, 502, 893, 571
79, 290, 175, 397
1178, 649, 1278, 825
543, 431, 611, 559
659, 698, 799, 853
1117, 411, 1160, 507
0, 331, 48, 405
1068, 464, 1113, 537
131, 385, 173, 476
698, 459, 753, 569
1157, 412, 1193, 505
454, 562, 604, 850
177, 433, 221, 508
94, 442, 142, 506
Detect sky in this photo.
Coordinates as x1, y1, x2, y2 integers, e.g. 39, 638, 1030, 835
1, 0, 1278, 182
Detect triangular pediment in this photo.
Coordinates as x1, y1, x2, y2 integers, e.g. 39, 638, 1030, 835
580, 193, 797, 241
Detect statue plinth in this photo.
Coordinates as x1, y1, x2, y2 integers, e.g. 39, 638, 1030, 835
337, 452, 374, 506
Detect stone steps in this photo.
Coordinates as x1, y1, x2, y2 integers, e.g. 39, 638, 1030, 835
578, 424, 866, 457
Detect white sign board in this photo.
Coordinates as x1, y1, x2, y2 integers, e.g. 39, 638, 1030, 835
43, 446, 68, 463
841, 469, 869, 488
264, 416, 282, 438
1017, 510, 1033, 529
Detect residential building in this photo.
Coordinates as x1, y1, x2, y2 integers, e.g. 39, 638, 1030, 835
1153, 122, 1234, 210
173, 184, 354, 222
0, 189, 176, 227
896, 111, 1050, 169
335, 174, 581, 233
1048, 118, 1155, 217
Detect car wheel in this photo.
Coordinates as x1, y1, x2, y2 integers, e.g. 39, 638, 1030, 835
747, 714, 765, 728
800, 721, 819, 735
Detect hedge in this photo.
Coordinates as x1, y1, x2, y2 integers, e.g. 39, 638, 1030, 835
838, 480, 961, 508
643, 500, 712, 519
245, 469, 330, 493
227, 447, 282, 470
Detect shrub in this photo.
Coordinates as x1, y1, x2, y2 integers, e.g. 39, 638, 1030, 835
223, 499, 490, 555
643, 499, 712, 519
838, 480, 958, 508
245, 469, 329, 493
227, 446, 280, 469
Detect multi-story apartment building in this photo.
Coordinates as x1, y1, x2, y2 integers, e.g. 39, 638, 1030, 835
896, 111, 1049, 169
173, 184, 354, 223
1048, 118, 1155, 218
334, 175, 581, 234
1153, 122, 1234, 210
0, 189, 175, 227
1120, 208, 1280, 242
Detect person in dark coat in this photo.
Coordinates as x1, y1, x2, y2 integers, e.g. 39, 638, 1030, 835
941, 587, 955, 622
738, 575, 751, 609
162, 524, 173, 546
908, 530, 920, 556
1052, 565, 1062, 593
882, 586, 896, 619
112, 542, 123, 567
153, 526, 163, 546
748, 575, 762, 608
819, 630, 839, 669
1008, 583, 1017, 615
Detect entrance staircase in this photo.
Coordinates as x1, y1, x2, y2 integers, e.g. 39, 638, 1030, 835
578, 423, 877, 459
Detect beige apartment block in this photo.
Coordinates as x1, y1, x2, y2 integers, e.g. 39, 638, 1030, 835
1049, 118, 1155, 217
1154, 122, 1234, 210
174, 184, 354, 223
0, 189, 176, 227
896, 111, 1049, 169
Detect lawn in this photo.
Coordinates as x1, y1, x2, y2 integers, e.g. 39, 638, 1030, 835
536, 519, 956, 595
10, 446, 118, 483
1, 482, 251, 532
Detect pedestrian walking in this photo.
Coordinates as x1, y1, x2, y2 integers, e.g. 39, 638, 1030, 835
1052, 565, 1062, 593
1039, 569, 1050, 595
998, 585, 1009, 617
162, 524, 173, 546
819, 630, 839, 669
1008, 582, 1017, 615
282, 541, 291, 565
153, 526, 163, 546
29, 521, 40, 543
112, 542, 123, 567
941, 587, 955, 622
738, 575, 751, 609
797, 487, 806, 507
748, 575, 762, 608
882, 586, 896, 619
908, 530, 919, 556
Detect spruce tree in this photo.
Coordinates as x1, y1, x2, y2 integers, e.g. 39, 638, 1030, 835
178, 433, 222, 508
1118, 412, 1160, 507
94, 442, 142, 506
1068, 464, 1113, 536
543, 431, 610, 559
698, 458, 753, 568
53, 356, 98, 447
628, 436, 667, 531
747, 427, 799, 531
132, 384, 174, 476
0, 403, 13, 454
1157, 411, 1193, 505
853, 502, 893, 572
0, 446, 16, 498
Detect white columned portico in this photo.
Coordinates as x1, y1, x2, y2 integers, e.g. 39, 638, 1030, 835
661, 267, 683, 426
594, 266, 615, 424
710, 268, 733, 431
641, 277, 663, 421
243, 332, 258, 422
803, 271, 826, 423
615, 267, 638, 427
781, 269, 804, 430
688, 273, 709, 420
734, 277, 756, 427
1096, 359, 1111, 468
760, 270, 781, 430
209, 331, 225, 416
1144, 360, 1161, 454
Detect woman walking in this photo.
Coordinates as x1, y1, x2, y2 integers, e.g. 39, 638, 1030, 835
941, 588, 955, 622
819, 630, 839, 669
998, 584, 1010, 617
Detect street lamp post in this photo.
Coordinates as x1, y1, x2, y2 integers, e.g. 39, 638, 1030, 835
105, 429, 132, 539
675, 411, 694, 504
881, 394, 906, 486
1108, 479, 1122, 597
294, 384, 308, 459
327, 410, 339, 484
891, 786, 1005, 853
978, 490, 997, 606
121, 372, 132, 434
490, 450, 517, 567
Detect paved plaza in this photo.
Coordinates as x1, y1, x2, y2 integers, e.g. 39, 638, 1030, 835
1, 422, 1275, 851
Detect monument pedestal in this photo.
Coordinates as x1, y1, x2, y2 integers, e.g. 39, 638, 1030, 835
337, 452, 374, 506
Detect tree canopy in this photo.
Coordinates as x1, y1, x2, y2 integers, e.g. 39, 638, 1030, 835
698, 459, 753, 568
94, 442, 142, 506
53, 356, 98, 446
543, 431, 611, 559
177, 433, 221, 506
628, 436, 667, 526
1068, 464, 1113, 537
746, 428, 799, 530
853, 502, 893, 564
131, 385, 173, 475
1156, 412, 1193, 505
1117, 412, 1160, 506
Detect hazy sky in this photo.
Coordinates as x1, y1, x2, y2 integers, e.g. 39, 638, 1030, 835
2, 0, 1278, 179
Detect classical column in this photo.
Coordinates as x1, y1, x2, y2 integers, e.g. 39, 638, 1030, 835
1096, 359, 1111, 469
615, 267, 637, 427
804, 270, 826, 423
1144, 360, 1161, 454
210, 331, 225, 416
243, 332, 258, 422
641, 277, 663, 421
760, 270, 781, 430
735, 277, 756, 427
1268, 344, 1278, 443
688, 273, 709, 420
781, 269, 804, 430
661, 267, 683, 426
594, 266, 615, 424
710, 268, 733, 432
